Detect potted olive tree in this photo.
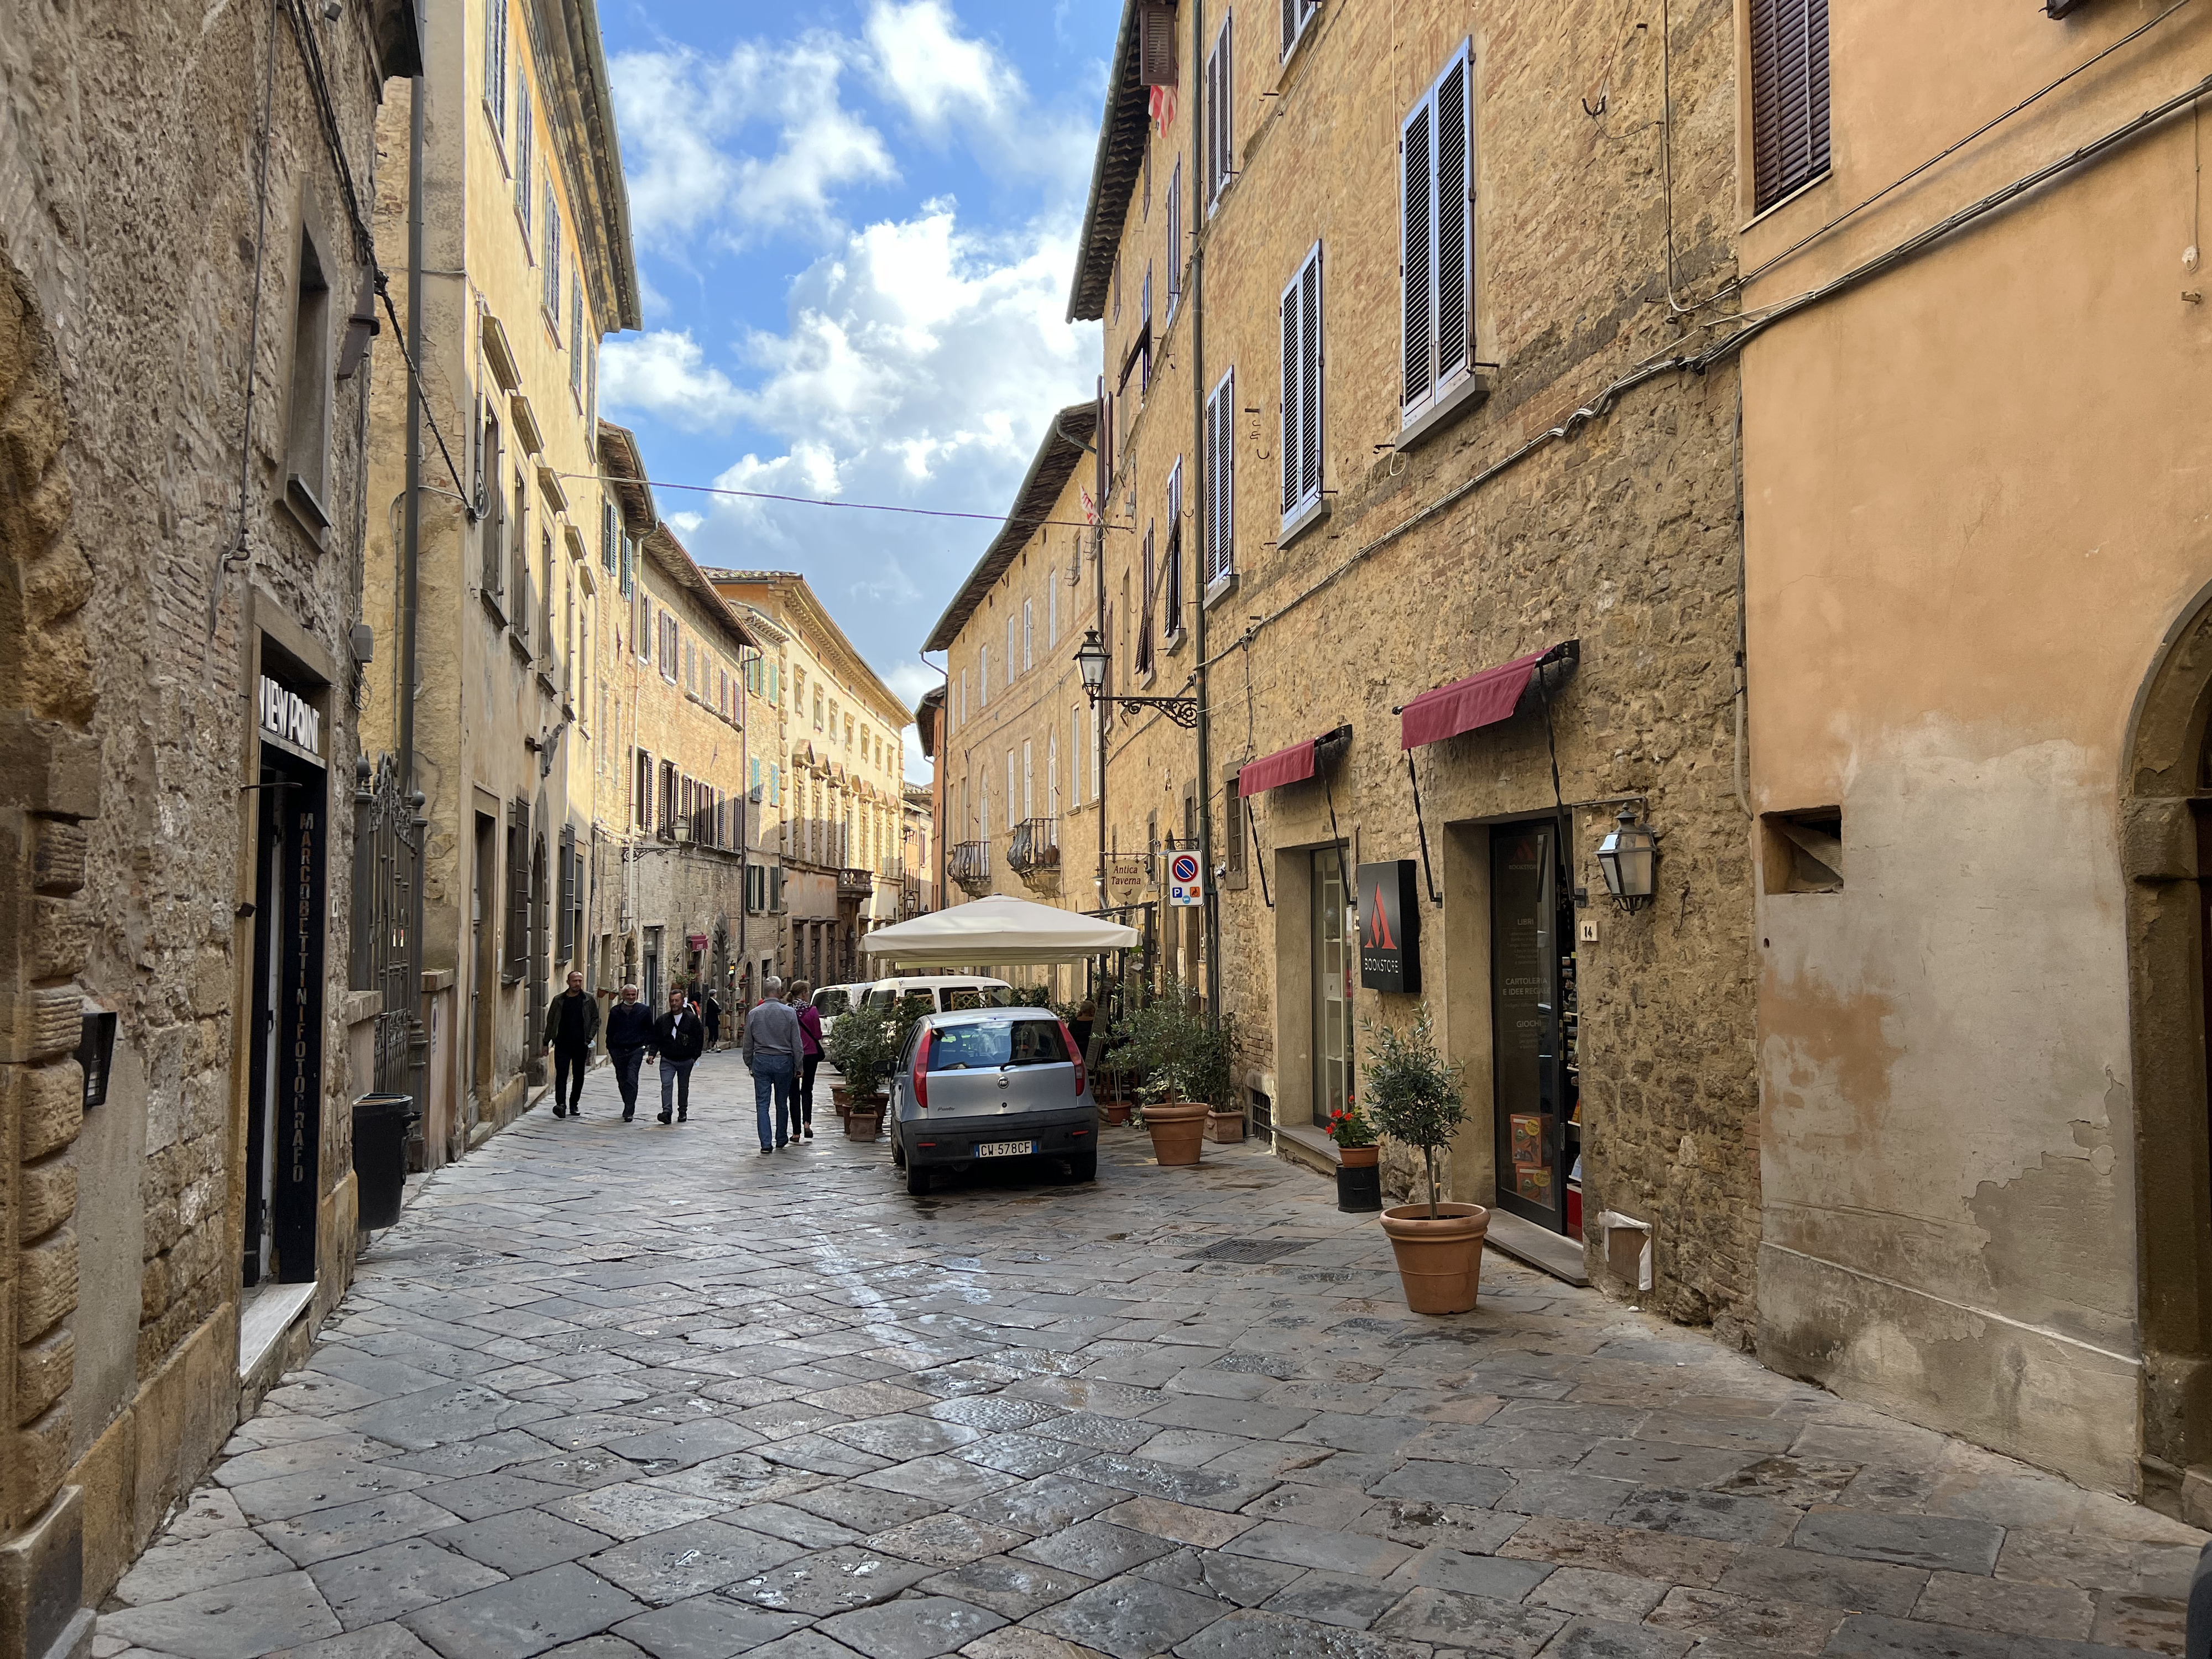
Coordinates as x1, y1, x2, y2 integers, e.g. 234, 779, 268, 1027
826, 1005, 898, 1140
1365, 1008, 1488, 1313
1111, 980, 1211, 1166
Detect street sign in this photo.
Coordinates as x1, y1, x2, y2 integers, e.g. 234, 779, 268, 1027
1107, 854, 1150, 905
1168, 851, 1204, 907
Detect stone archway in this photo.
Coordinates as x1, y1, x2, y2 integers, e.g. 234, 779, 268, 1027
2123, 581, 2212, 1518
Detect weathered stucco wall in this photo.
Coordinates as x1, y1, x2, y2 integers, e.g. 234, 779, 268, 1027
1741, 0, 2212, 1494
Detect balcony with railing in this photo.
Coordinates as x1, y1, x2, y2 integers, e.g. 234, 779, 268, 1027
949, 839, 992, 899
837, 866, 875, 900
1006, 817, 1060, 894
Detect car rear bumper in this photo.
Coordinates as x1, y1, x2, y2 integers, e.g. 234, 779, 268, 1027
903, 1107, 1098, 1167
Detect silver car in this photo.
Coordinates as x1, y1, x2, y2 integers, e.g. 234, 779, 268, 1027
890, 1008, 1098, 1196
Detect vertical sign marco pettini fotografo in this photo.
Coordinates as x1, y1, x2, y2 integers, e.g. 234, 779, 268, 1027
274, 788, 326, 1279
1357, 860, 1421, 994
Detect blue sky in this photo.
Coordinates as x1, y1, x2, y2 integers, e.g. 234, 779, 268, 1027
594, 0, 1119, 780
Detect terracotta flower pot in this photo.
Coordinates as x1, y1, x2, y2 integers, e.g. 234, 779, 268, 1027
844, 1099, 885, 1140
1206, 1109, 1245, 1144
1100, 1101, 1133, 1127
1143, 1099, 1209, 1166
1337, 1144, 1379, 1168
1379, 1202, 1490, 1315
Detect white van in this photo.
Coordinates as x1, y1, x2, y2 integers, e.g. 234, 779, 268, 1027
863, 975, 1017, 1018
811, 983, 869, 1041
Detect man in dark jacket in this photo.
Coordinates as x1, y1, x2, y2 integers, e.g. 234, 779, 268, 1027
701, 989, 723, 1050
543, 971, 600, 1118
652, 986, 707, 1124
604, 982, 654, 1121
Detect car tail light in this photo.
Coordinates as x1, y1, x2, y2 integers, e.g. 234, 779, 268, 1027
912, 1029, 932, 1111
1058, 1019, 1085, 1097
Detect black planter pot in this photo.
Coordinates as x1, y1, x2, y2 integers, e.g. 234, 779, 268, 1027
1336, 1161, 1383, 1213
353, 1093, 418, 1230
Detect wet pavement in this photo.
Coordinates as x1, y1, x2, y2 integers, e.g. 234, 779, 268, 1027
96, 1050, 2207, 1659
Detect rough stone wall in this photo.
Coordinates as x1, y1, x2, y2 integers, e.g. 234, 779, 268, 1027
1082, 0, 1757, 1334
0, 0, 399, 1619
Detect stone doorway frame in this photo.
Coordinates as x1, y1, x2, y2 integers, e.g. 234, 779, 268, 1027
2123, 576, 2212, 1519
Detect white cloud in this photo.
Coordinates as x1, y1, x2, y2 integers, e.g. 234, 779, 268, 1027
611, 39, 896, 249
864, 1, 1020, 133
597, 330, 745, 431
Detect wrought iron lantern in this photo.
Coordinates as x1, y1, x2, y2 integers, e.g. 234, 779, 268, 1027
1074, 628, 1109, 698
1596, 806, 1657, 913
1071, 627, 1198, 729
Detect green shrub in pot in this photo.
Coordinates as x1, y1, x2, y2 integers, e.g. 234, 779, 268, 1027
1362, 1006, 1466, 1218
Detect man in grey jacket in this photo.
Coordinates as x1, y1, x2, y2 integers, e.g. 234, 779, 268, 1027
742, 977, 804, 1154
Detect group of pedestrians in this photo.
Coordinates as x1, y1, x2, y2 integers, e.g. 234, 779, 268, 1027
541, 972, 711, 1125
739, 976, 826, 1154
539, 972, 838, 1144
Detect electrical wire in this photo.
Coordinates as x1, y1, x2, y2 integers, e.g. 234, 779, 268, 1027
279, 0, 375, 267
377, 279, 479, 520
1731, 0, 2197, 296
550, 471, 1133, 535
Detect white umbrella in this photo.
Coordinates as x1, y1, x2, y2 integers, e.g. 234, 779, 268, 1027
859, 894, 1140, 967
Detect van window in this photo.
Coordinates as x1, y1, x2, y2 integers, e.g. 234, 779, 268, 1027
815, 989, 852, 1017
945, 986, 1016, 1011
927, 1019, 1074, 1070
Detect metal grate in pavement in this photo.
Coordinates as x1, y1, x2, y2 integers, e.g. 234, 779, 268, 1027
1183, 1237, 1316, 1263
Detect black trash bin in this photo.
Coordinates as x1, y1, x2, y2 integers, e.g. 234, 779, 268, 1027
353, 1093, 417, 1231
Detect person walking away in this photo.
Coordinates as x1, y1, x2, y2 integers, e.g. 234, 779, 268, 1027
791, 981, 822, 1140
1070, 1000, 1096, 1063
742, 975, 802, 1154
544, 971, 600, 1118
606, 983, 653, 1121
653, 988, 705, 1124
702, 988, 723, 1051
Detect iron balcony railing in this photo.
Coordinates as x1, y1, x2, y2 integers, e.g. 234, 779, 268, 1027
949, 839, 992, 898
1006, 817, 1060, 891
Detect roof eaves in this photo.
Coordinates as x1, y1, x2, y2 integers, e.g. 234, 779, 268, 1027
644, 527, 760, 653
1067, 0, 1153, 325
923, 403, 1097, 653
595, 420, 658, 534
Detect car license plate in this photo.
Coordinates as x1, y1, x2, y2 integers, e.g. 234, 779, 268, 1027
977, 1140, 1036, 1157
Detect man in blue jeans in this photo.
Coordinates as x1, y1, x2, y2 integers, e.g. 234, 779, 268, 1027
651, 987, 706, 1124
742, 977, 802, 1153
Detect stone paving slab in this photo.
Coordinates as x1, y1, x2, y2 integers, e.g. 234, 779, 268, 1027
96, 1053, 2209, 1659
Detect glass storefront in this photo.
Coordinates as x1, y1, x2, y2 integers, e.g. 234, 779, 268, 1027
1490, 822, 1580, 1234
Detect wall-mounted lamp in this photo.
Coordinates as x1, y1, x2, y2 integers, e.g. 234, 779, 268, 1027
1596, 807, 1657, 913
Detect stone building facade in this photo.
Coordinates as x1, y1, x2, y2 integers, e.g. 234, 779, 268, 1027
708, 573, 911, 997
1738, 0, 2212, 1503
0, 0, 418, 1648
1060, 0, 1757, 1327
363, 0, 639, 1161
927, 406, 1107, 1003
590, 457, 755, 1016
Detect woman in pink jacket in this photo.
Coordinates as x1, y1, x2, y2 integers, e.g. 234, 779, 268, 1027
791, 980, 824, 1140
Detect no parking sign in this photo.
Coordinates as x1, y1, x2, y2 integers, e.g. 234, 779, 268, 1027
1167, 851, 1204, 907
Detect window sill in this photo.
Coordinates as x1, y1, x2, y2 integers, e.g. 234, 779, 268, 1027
479, 589, 508, 629
282, 474, 331, 542
536, 671, 559, 701
1203, 571, 1240, 611
1280, 494, 1330, 550
509, 632, 534, 667
481, 101, 510, 175
1397, 371, 1493, 454
1740, 167, 1834, 232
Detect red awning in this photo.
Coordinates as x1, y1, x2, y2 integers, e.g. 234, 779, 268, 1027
1239, 737, 1318, 796
1400, 648, 1551, 750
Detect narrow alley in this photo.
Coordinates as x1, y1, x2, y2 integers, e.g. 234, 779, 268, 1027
91, 1055, 2205, 1659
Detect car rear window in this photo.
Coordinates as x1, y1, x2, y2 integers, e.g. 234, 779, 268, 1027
927, 1019, 1072, 1070
943, 986, 1016, 1010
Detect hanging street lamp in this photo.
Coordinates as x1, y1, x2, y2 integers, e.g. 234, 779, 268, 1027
1072, 628, 1199, 729
1596, 806, 1658, 912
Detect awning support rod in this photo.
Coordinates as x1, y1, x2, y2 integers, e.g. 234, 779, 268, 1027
1246, 797, 1274, 909
1405, 750, 1442, 906
1324, 776, 1351, 899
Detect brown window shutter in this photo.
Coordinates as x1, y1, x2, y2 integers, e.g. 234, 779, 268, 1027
1139, 3, 1177, 86
1750, 0, 1830, 214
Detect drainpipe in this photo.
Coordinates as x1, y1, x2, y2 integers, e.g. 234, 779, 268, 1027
1190, 0, 1218, 1025
400, 67, 429, 1121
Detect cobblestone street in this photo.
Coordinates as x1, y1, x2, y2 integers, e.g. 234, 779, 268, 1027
93, 1053, 2207, 1659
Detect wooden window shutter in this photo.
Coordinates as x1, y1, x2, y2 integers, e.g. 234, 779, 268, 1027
506, 801, 529, 980
1750, 0, 1830, 214
1299, 249, 1322, 504
557, 824, 575, 959
1434, 55, 1471, 385
1139, 3, 1177, 86
1208, 368, 1234, 583
1401, 98, 1433, 411
1280, 280, 1300, 515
